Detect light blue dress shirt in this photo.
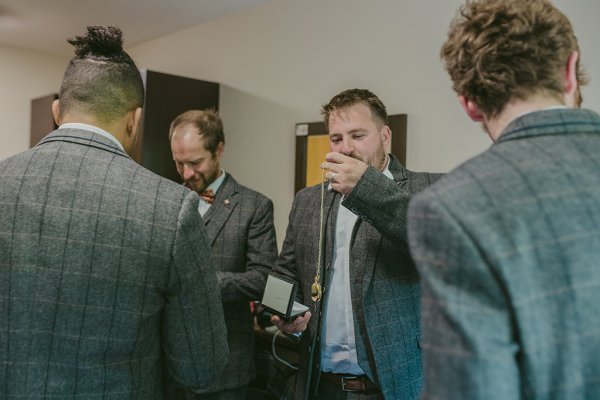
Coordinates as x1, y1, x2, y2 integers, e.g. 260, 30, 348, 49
197, 169, 226, 217
321, 159, 393, 375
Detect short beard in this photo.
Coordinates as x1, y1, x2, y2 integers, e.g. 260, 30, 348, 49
373, 152, 388, 171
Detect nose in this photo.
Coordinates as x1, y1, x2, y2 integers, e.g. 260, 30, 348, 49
182, 165, 195, 181
340, 138, 354, 156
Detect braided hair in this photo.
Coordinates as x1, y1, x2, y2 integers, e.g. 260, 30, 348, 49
58, 26, 144, 123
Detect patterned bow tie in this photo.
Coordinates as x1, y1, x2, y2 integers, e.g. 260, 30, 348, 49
199, 188, 215, 204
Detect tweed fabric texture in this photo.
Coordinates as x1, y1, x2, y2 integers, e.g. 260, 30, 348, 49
408, 108, 600, 399
0, 129, 228, 399
193, 174, 277, 394
274, 155, 441, 400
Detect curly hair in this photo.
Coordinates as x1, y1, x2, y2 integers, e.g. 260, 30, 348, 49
169, 109, 225, 156
59, 26, 144, 124
441, 0, 588, 118
321, 89, 388, 130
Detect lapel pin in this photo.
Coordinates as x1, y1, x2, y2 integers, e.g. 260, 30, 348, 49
224, 199, 230, 205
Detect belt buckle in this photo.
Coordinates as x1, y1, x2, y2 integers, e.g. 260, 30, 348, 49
341, 375, 361, 392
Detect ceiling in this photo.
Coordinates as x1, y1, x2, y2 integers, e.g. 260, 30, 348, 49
0, 0, 268, 56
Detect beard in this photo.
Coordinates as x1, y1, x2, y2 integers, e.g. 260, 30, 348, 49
184, 168, 220, 193
360, 149, 388, 171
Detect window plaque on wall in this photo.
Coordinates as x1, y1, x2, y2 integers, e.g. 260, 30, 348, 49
294, 114, 407, 193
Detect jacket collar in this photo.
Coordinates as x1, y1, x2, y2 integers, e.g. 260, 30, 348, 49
497, 108, 600, 144
387, 153, 407, 181
37, 128, 130, 159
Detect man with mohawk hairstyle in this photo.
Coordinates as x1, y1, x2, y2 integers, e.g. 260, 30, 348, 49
0, 26, 228, 399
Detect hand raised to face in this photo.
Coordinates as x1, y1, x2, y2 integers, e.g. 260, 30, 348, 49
321, 152, 370, 195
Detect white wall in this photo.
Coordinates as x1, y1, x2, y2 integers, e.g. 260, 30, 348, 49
0, 45, 67, 160
1, 0, 598, 247
128, 0, 600, 246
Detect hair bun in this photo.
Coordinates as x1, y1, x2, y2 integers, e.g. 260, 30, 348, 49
68, 26, 124, 59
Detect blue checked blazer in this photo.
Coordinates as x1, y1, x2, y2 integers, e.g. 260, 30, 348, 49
0, 128, 228, 399
274, 154, 441, 400
408, 108, 600, 399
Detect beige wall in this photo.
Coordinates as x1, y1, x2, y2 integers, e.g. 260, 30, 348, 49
1, 0, 599, 247
128, 0, 600, 246
0, 45, 66, 160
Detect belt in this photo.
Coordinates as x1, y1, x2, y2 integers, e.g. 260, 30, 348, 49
320, 372, 380, 394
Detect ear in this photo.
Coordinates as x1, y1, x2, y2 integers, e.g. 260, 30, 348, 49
458, 96, 485, 122
51, 99, 61, 126
215, 141, 225, 160
564, 51, 579, 107
380, 125, 391, 146
127, 107, 143, 137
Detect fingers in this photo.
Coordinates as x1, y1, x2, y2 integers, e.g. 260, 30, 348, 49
295, 311, 311, 331
324, 152, 348, 163
321, 152, 346, 171
271, 311, 312, 334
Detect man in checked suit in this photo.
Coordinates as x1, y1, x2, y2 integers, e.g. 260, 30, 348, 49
408, 1, 600, 399
272, 89, 442, 399
167, 109, 278, 399
0, 26, 228, 398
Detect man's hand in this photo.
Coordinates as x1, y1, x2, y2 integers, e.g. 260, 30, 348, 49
271, 312, 312, 335
321, 152, 368, 195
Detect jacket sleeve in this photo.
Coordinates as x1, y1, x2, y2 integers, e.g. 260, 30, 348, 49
271, 192, 303, 300
342, 166, 441, 247
217, 196, 278, 302
161, 191, 229, 390
408, 190, 519, 400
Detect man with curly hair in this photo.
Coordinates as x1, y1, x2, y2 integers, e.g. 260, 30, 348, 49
408, 1, 600, 399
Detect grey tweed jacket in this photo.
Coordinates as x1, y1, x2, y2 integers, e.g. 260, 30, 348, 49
274, 154, 441, 400
195, 174, 277, 393
408, 108, 600, 399
0, 128, 228, 399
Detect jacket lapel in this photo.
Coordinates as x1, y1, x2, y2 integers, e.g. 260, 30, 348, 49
202, 174, 238, 246
322, 187, 340, 291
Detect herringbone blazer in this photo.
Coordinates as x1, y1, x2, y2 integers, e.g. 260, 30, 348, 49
408, 108, 600, 399
195, 174, 277, 393
274, 154, 441, 400
0, 128, 228, 399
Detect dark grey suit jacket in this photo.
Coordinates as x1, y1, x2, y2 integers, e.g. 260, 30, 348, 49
408, 108, 600, 399
196, 174, 277, 393
274, 155, 441, 400
0, 128, 228, 399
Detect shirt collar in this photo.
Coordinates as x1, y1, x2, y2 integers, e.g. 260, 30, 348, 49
59, 122, 124, 151
208, 169, 227, 194
381, 154, 393, 179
